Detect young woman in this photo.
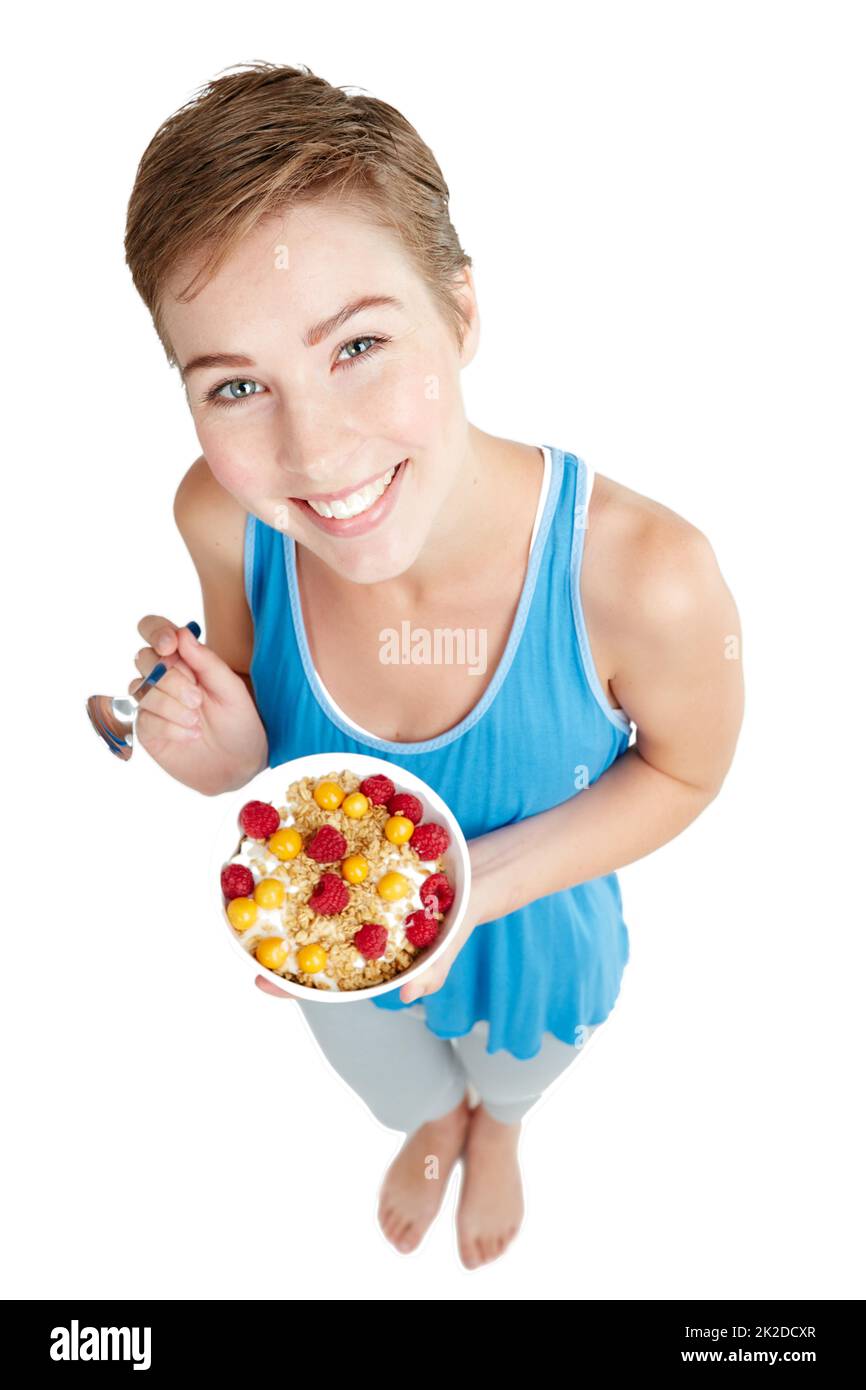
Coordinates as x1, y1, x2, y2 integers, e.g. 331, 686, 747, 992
124, 61, 744, 1270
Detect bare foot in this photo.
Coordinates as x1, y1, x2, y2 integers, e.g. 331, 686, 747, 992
377, 1093, 472, 1254
456, 1102, 525, 1269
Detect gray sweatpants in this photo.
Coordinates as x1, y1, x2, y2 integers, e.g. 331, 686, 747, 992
296, 997, 598, 1132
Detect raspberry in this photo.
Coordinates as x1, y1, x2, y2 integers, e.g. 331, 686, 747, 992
387, 792, 423, 824
354, 922, 389, 959
404, 908, 441, 948
308, 872, 350, 915
238, 800, 281, 839
305, 824, 348, 863
410, 822, 451, 860
359, 774, 395, 805
221, 863, 254, 900
420, 872, 455, 914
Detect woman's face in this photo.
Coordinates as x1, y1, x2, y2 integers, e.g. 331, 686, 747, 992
160, 200, 478, 584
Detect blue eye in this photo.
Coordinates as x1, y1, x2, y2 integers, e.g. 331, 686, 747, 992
205, 379, 265, 408
201, 334, 389, 410
334, 335, 388, 368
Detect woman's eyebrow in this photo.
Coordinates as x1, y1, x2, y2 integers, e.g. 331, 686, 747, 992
180, 351, 255, 383
180, 294, 404, 381
304, 294, 404, 348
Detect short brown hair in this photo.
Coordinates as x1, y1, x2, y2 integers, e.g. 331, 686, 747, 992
124, 61, 473, 367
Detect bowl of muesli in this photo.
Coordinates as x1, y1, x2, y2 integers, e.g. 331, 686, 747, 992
213, 753, 471, 1000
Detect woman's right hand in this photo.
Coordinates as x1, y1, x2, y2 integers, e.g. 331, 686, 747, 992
130, 616, 268, 795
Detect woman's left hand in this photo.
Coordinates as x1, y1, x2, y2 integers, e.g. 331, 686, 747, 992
396, 869, 492, 1005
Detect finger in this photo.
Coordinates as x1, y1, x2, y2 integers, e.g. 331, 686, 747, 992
137, 615, 183, 658
136, 707, 203, 748
255, 975, 295, 999
136, 668, 203, 728
137, 688, 202, 729
135, 662, 201, 705
132, 646, 197, 684
401, 977, 427, 1003
173, 625, 242, 702
401, 962, 445, 1004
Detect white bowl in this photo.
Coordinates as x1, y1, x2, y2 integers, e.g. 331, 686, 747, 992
212, 752, 472, 1002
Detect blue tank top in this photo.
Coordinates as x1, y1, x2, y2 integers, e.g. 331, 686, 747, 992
244, 446, 634, 1059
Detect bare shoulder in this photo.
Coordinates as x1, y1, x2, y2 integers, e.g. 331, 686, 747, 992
173, 456, 254, 676
583, 470, 744, 793
583, 470, 734, 641
173, 454, 248, 563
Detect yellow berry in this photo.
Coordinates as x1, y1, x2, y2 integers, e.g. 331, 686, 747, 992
385, 814, 414, 845
377, 871, 410, 901
342, 791, 370, 819
314, 780, 345, 811
255, 936, 290, 971
254, 877, 286, 909
268, 826, 302, 861
226, 897, 258, 931
297, 943, 328, 974
342, 853, 369, 884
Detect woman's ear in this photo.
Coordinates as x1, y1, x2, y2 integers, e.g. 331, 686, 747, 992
453, 265, 481, 368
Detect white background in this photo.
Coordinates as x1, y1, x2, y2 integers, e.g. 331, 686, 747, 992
2, 0, 863, 1300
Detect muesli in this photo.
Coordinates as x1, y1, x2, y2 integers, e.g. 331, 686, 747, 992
220, 769, 456, 993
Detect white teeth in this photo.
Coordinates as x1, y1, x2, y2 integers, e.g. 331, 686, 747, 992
307, 464, 398, 519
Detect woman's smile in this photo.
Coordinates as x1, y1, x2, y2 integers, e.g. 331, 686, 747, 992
289, 457, 409, 537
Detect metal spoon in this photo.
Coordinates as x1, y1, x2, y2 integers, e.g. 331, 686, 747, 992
86, 620, 202, 760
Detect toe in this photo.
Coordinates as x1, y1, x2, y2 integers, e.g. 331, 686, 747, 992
381, 1210, 404, 1244
460, 1237, 481, 1269
393, 1218, 414, 1249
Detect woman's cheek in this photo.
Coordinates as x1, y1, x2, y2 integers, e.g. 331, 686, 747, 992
203, 448, 266, 498
369, 365, 438, 441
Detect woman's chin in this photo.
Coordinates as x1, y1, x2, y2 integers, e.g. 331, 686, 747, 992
327, 537, 422, 585
310, 511, 425, 583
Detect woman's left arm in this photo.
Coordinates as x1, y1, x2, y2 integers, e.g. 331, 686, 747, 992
399, 514, 745, 1002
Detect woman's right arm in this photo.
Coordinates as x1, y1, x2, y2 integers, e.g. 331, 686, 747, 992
129, 457, 269, 795
172, 455, 257, 694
